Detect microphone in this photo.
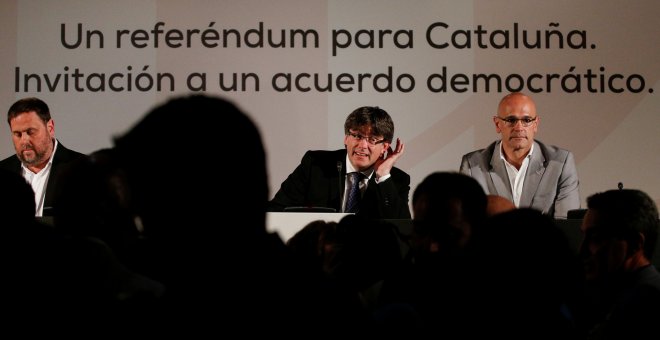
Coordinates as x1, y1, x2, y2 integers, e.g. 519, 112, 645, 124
337, 161, 343, 212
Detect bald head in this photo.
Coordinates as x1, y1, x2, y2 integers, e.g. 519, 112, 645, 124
497, 92, 536, 117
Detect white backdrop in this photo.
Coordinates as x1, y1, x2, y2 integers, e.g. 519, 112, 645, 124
2, 0, 659, 209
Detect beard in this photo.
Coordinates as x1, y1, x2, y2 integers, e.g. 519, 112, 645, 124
18, 145, 48, 166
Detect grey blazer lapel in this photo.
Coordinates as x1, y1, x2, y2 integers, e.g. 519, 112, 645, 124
520, 142, 546, 206
488, 142, 513, 201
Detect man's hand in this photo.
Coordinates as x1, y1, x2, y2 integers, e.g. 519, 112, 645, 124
374, 137, 404, 179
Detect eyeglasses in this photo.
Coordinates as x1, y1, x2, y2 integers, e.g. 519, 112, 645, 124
347, 132, 385, 146
495, 116, 537, 127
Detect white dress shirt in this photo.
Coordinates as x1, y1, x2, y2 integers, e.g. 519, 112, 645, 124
21, 140, 58, 216
500, 142, 534, 207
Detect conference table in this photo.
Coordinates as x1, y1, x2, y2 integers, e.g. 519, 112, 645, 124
40, 213, 584, 253
266, 212, 354, 241
36, 212, 660, 267
266, 212, 585, 253
38, 212, 659, 266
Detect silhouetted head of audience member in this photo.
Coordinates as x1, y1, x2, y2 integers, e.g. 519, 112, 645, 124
410, 171, 487, 259
486, 194, 516, 217
51, 148, 141, 260
326, 215, 402, 292
287, 220, 337, 274
580, 188, 659, 282
480, 208, 580, 298
113, 94, 268, 241
111, 95, 308, 334
0, 168, 35, 225
476, 208, 582, 335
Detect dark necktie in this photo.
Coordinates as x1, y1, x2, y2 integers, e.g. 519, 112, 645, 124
345, 172, 362, 213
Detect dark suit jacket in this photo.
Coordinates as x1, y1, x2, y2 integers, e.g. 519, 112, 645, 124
459, 140, 580, 219
0, 141, 86, 215
268, 149, 411, 219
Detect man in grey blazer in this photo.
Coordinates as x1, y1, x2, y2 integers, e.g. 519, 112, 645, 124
459, 92, 580, 219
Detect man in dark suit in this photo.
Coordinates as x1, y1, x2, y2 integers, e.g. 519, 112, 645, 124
0, 97, 85, 216
268, 106, 411, 219
459, 92, 580, 219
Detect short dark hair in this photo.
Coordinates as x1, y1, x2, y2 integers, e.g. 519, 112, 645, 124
343, 106, 394, 142
586, 189, 659, 259
113, 94, 268, 238
8, 97, 51, 124
412, 171, 488, 239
